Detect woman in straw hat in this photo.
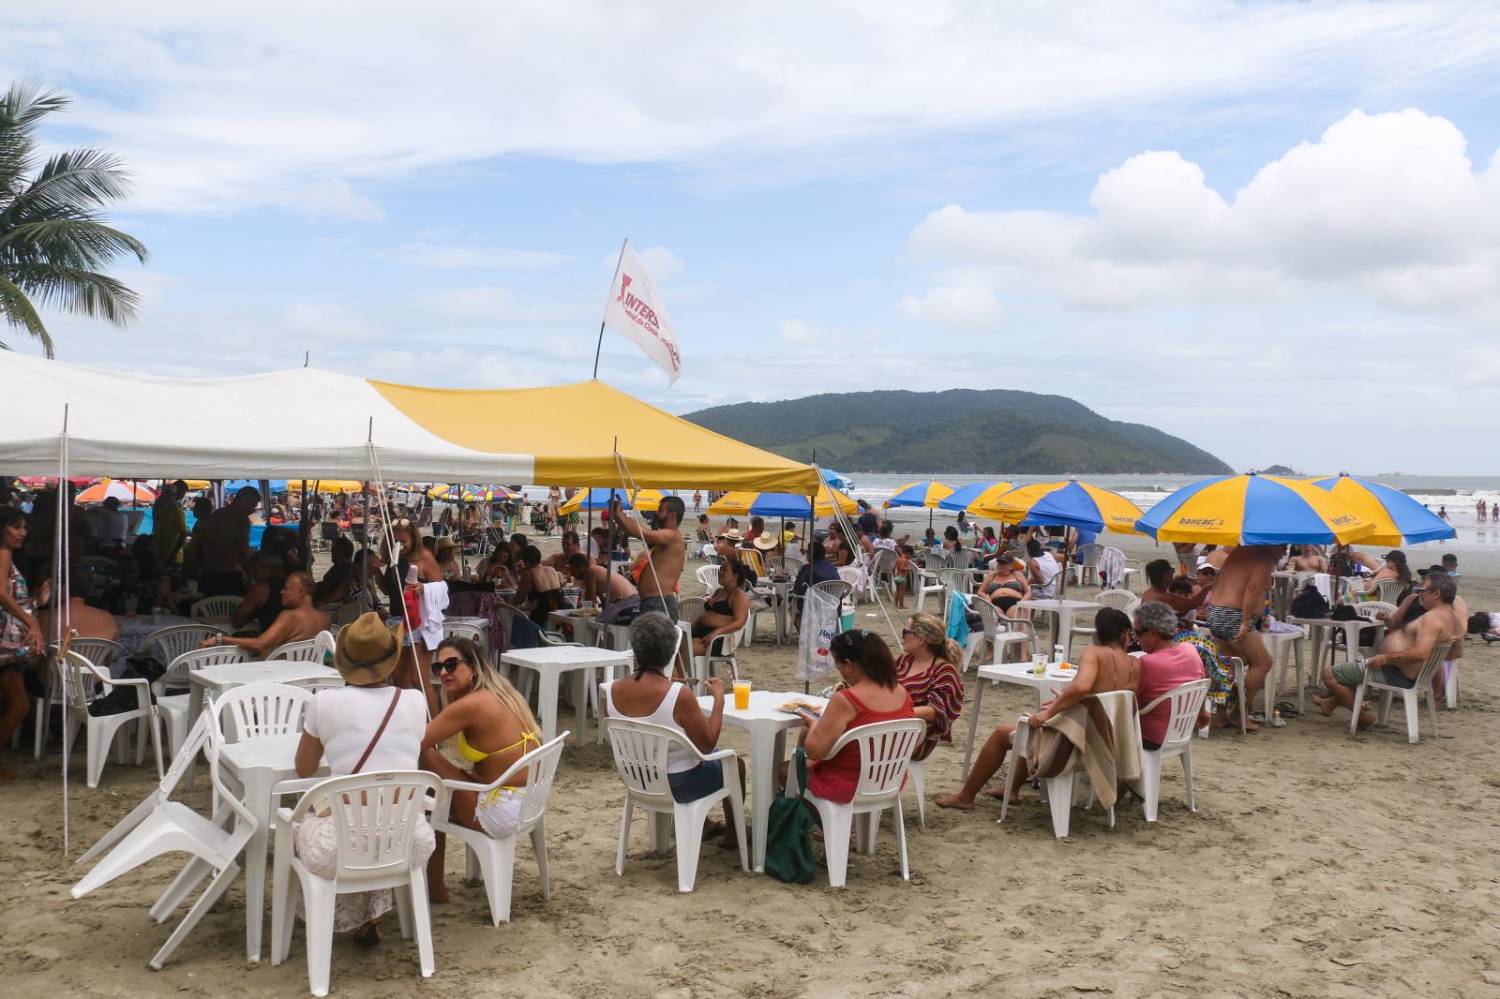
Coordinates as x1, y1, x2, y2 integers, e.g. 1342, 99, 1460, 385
418, 634, 542, 903
292, 613, 435, 945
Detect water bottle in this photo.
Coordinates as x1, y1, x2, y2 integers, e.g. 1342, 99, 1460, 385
1053, 644, 1065, 666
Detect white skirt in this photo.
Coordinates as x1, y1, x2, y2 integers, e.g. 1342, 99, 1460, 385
293, 814, 437, 933
475, 788, 523, 840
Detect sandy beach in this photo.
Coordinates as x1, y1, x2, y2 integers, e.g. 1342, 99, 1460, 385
3, 532, 1498, 998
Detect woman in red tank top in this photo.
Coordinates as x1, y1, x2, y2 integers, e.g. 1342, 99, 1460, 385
800, 629, 916, 804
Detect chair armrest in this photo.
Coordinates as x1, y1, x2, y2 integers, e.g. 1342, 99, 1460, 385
699, 747, 738, 764
272, 776, 326, 801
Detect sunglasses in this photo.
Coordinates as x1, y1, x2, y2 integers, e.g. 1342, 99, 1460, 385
431, 656, 467, 675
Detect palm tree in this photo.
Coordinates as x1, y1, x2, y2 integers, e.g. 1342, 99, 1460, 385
0, 81, 148, 357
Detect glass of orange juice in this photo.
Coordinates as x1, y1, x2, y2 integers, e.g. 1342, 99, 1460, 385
733, 680, 752, 710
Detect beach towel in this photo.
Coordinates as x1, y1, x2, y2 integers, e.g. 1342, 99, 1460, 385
418, 580, 449, 651
1098, 547, 1126, 590
946, 593, 971, 647
1016, 696, 1124, 807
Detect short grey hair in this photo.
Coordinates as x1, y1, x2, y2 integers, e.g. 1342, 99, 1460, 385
1135, 600, 1179, 639
629, 612, 680, 673
1424, 572, 1456, 605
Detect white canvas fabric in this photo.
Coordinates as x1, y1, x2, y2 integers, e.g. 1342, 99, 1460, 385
603, 241, 682, 384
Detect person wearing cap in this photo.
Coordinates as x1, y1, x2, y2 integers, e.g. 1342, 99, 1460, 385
977, 550, 1031, 617
1367, 549, 1413, 598
292, 613, 435, 945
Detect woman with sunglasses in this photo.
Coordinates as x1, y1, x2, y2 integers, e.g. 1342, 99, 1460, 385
419, 636, 542, 903
896, 613, 965, 761
795, 629, 915, 805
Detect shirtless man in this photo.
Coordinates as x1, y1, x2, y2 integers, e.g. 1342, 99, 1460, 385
611, 495, 685, 619
198, 486, 260, 597
1204, 544, 1283, 730
566, 553, 637, 607
1141, 558, 1210, 625
1292, 545, 1327, 572
1316, 571, 1460, 729
201, 571, 329, 659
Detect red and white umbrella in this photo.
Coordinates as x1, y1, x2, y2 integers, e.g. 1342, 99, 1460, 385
75, 478, 158, 505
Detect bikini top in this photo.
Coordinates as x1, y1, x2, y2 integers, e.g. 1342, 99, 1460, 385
456, 728, 539, 765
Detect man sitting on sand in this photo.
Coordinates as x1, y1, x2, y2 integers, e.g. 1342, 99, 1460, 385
1204, 545, 1282, 731
199, 571, 329, 658
1316, 571, 1461, 728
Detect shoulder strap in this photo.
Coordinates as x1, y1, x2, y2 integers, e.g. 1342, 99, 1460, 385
352, 688, 403, 775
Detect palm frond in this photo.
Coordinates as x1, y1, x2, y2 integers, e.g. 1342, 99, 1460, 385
15, 265, 139, 326
0, 81, 67, 194
3, 148, 136, 223
0, 271, 54, 357
0, 218, 149, 269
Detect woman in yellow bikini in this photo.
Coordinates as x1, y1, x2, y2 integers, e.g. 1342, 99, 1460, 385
419, 635, 541, 903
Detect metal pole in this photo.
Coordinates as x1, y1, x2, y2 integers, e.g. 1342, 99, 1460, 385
593, 239, 628, 379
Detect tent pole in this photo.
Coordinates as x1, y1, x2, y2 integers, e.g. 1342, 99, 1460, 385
299, 480, 311, 571
55, 405, 71, 855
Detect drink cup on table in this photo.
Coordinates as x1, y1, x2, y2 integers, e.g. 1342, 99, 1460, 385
733, 679, 752, 710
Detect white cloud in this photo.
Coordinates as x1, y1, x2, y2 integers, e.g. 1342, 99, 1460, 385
6, 3, 1499, 217
907, 109, 1500, 318
283, 302, 379, 342
397, 243, 574, 270
898, 283, 1001, 330
602, 245, 685, 283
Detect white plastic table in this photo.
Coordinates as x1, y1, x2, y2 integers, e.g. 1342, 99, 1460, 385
1017, 598, 1099, 650
217, 732, 320, 962
502, 645, 633, 744
959, 662, 1074, 775
187, 661, 342, 728
549, 609, 600, 647
753, 578, 793, 644
697, 690, 828, 873
1290, 616, 1386, 674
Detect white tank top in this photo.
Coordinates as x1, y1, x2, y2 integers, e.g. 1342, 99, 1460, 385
604, 679, 696, 773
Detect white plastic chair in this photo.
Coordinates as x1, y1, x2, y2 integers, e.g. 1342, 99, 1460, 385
189, 595, 243, 624
1071, 543, 1104, 586
765, 555, 804, 579
61, 649, 163, 788
144, 623, 227, 671
1349, 640, 1454, 744
26, 637, 123, 757
155, 646, 250, 757
267, 630, 336, 663
271, 771, 440, 997
1066, 590, 1140, 658
1133, 679, 1208, 822
800, 718, 925, 887
936, 569, 973, 624
970, 598, 1036, 666
70, 711, 257, 969
214, 682, 314, 743
602, 717, 748, 893
1443, 658, 1459, 710
431, 732, 567, 925
694, 564, 720, 592
914, 567, 946, 615
1001, 691, 1136, 837
1375, 579, 1408, 605
691, 618, 748, 685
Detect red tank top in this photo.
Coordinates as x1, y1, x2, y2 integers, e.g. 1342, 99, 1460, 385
807, 687, 916, 803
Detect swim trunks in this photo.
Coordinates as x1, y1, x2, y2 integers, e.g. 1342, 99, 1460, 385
1206, 605, 1244, 641
639, 594, 680, 620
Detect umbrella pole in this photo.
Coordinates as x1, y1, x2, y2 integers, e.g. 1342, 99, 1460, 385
1059, 528, 1074, 598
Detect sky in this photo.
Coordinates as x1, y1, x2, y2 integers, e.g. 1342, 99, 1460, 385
4, 1, 1500, 475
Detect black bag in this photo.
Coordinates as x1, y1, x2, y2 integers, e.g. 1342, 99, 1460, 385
1291, 584, 1330, 619
763, 748, 816, 884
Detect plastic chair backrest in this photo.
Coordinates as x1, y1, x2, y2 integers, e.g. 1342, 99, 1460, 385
213, 682, 314, 742
603, 718, 689, 800
162, 645, 249, 686
267, 630, 335, 663
695, 564, 720, 590
742, 548, 766, 577
284, 675, 346, 692
949, 549, 975, 571
1376, 579, 1407, 605
970, 598, 1000, 640
190, 596, 242, 622
937, 568, 972, 594
1409, 639, 1456, 688
508, 733, 568, 830
1139, 678, 1209, 750
811, 579, 853, 604
824, 718, 926, 803
837, 566, 862, 590
1094, 589, 1141, 615
676, 597, 705, 626
146, 624, 227, 667
287, 771, 441, 881
69, 638, 124, 674
1354, 602, 1397, 621
442, 621, 486, 654
872, 548, 897, 577
1078, 543, 1104, 568
62, 649, 107, 712
925, 548, 951, 569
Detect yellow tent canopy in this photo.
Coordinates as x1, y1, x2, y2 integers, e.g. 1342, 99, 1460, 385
370, 379, 817, 493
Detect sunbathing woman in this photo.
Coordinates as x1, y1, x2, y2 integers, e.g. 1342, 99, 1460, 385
936, 607, 1138, 811
420, 635, 542, 903
691, 560, 750, 657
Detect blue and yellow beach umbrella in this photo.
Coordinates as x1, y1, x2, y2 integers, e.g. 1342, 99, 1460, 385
885, 480, 955, 509
1306, 473, 1454, 547
1136, 473, 1374, 545
976, 479, 1144, 534
938, 481, 1015, 513
708, 486, 858, 519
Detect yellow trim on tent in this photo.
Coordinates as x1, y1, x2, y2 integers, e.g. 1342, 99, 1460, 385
369, 379, 818, 492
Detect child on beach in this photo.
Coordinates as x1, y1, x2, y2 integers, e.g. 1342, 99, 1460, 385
893, 545, 915, 607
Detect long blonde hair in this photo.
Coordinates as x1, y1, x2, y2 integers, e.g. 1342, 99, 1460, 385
440, 637, 540, 737
907, 611, 962, 666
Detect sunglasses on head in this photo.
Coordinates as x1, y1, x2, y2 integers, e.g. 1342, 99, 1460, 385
431, 656, 467, 675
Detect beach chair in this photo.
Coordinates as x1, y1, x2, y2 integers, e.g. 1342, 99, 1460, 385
189, 595, 242, 625
25, 637, 123, 757
431, 732, 567, 925
214, 682, 314, 743
1072, 543, 1104, 587
155, 646, 249, 757
602, 718, 748, 893
144, 623, 227, 672
1066, 590, 1140, 659
266, 630, 336, 663
870, 548, 898, 602
970, 597, 1036, 666
61, 649, 164, 788
936, 569, 973, 624
1375, 579, 1408, 605
70, 712, 258, 970
695, 564, 721, 592
796, 719, 925, 887
1349, 640, 1454, 744
1132, 679, 1209, 822
271, 772, 441, 997
1002, 691, 1135, 837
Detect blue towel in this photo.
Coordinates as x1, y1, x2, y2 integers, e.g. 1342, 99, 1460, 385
946, 593, 970, 646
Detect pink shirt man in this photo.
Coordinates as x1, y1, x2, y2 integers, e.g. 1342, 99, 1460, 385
1136, 643, 1206, 746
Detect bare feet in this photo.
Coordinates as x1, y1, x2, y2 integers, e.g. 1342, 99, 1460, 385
1312, 694, 1336, 717
934, 793, 975, 812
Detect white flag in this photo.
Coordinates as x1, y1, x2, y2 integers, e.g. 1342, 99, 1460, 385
602, 241, 682, 383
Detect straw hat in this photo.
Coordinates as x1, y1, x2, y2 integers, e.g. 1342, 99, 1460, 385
752, 533, 778, 552
435, 536, 459, 554
717, 528, 743, 543
333, 612, 404, 686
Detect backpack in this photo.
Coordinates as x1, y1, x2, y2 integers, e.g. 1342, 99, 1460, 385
1290, 584, 1329, 619
763, 748, 816, 884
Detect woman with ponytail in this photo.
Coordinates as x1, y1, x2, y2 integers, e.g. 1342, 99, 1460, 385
895, 613, 966, 760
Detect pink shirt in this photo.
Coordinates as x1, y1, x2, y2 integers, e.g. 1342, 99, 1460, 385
1136, 643, 1206, 746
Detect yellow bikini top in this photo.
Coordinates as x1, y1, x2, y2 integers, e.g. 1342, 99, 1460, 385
456, 729, 539, 765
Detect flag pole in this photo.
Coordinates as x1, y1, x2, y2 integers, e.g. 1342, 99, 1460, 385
593, 238, 629, 379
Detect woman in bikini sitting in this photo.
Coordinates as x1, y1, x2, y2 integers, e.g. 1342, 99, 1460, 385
419, 635, 542, 903
691, 560, 751, 657
936, 607, 1138, 811
515, 543, 568, 627
977, 550, 1031, 618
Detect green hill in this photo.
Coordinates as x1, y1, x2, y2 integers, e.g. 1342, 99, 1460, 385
684, 389, 1232, 475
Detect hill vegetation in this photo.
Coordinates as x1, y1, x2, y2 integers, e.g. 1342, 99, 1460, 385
685, 389, 1232, 475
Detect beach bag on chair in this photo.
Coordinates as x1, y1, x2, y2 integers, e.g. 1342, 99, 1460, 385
763, 748, 816, 884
